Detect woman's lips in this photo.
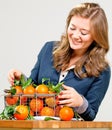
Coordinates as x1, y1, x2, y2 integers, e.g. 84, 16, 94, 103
72, 39, 82, 45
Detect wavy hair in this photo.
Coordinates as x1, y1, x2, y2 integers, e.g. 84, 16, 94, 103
53, 3, 109, 78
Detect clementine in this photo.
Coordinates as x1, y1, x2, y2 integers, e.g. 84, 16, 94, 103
40, 106, 55, 116
55, 105, 61, 117
35, 84, 48, 94
29, 98, 43, 112
14, 105, 29, 120
20, 96, 27, 105
30, 110, 34, 116
23, 85, 35, 94
14, 86, 23, 94
5, 95, 19, 105
59, 106, 74, 121
45, 97, 56, 108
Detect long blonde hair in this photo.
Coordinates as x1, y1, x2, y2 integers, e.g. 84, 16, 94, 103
53, 3, 109, 78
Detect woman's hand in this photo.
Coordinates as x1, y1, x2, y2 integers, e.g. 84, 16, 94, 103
58, 84, 83, 107
7, 69, 22, 85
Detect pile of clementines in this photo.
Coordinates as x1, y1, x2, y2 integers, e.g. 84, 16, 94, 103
0, 75, 75, 121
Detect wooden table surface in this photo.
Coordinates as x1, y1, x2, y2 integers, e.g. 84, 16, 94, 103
0, 120, 112, 129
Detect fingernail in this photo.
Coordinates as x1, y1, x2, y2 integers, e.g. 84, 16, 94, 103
55, 96, 58, 99
59, 92, 63, 95
56, 101, 60, 104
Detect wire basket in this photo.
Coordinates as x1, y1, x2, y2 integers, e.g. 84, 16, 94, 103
4, 93, 60, 117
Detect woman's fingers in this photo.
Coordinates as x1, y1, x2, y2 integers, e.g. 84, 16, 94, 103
62, 84, 70, 90
58, 84, 84, 107
7, 69, 22, 85
8, 70, 15, 85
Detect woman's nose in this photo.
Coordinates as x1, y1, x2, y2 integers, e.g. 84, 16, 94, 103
72, 30, 81, 39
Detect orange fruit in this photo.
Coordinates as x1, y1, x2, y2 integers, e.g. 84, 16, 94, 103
23, 85, 35, 94
30, 110, 34, 116
45, 97, 56, 108
35, 84, 48, 94
29, 98, 43, 112
55, 105, 61, 117
20, 96, 27, 105
14, 86, 23, 94
40, 106, 55, 116
14, 105, 29, 120
5, 95, 19, 105
59, 106, 74, 121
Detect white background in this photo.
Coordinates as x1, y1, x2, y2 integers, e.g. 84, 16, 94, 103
0, 0, 111, 121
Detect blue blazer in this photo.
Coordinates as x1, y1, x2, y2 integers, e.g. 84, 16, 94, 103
30, 41, 111, 121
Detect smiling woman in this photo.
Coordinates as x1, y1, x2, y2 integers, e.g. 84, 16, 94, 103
7, 2, 111, 121
1, 1, 111, 121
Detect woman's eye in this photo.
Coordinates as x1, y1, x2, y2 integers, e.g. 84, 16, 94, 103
70, 27, 76, 30
81, 32, 88, 35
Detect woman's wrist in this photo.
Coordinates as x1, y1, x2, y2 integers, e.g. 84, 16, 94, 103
74, 96, 88, 114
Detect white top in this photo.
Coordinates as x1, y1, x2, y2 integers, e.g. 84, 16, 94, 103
59, 65, 75, 82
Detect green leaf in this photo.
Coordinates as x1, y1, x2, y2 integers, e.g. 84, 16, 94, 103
0, 112, 5, 119
26, 106, 34, 120
3, 106, 15, 119
42, 78, 50, 84
27, 114, 34, 120
41, 78, 64, 94
14, 80, 20, 86
51, 82, 64, 93
4, 88, 16, 95
44, 116, 57, 121
32, 83, 37, 88
13, 74, 27, 86
20, 74, 27, 85
22, 78, 32, 89
10, 88, 16, 95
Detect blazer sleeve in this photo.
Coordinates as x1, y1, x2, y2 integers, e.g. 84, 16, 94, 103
79, 66, 111, 121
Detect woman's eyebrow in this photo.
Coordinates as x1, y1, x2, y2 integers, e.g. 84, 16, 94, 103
71, 23, 90, 32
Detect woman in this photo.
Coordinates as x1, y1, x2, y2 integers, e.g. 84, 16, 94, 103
8, 2, 111, 121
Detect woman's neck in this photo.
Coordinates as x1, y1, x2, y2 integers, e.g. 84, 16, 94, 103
68, 55, 82, 68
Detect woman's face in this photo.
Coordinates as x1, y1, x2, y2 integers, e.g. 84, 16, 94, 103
67, 16, 94, 55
